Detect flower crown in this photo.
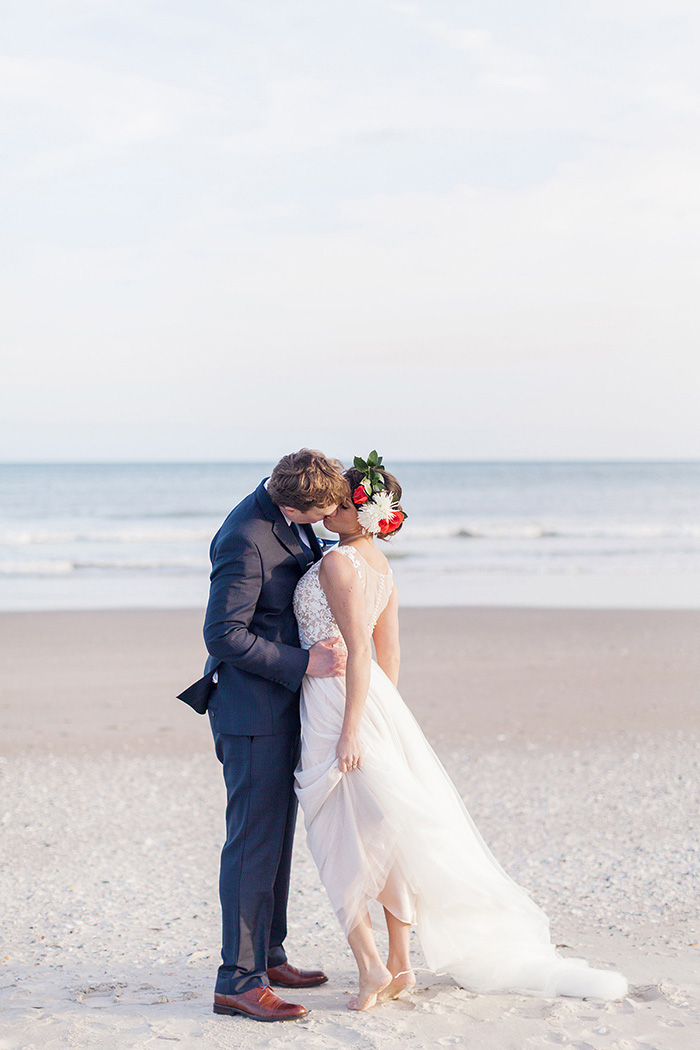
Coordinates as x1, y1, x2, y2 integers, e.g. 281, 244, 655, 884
351, 451, 407, 536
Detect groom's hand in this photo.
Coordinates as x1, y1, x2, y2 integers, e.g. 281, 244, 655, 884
306, 637, 347, 677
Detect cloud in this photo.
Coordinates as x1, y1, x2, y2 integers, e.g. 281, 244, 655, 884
582, 0, 700, 22
0, 54, 215, 177
2, 0, 700, 457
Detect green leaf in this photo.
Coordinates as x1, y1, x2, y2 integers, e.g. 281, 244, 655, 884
367, 450, 378, 466
354, 456, 367, 471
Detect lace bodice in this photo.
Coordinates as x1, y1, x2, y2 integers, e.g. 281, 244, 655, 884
293, 545, 393, 651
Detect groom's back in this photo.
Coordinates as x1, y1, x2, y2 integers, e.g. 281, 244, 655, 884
203, 479, 307, 736
209, 487, 263, 562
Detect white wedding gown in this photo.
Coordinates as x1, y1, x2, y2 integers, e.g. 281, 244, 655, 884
293, 545, 628, 999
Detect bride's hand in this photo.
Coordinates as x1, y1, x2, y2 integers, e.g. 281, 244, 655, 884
336, 732, 362, 774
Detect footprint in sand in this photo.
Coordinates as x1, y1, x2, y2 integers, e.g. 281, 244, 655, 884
73, 981, 127, 1002
627, 984, 665, 1002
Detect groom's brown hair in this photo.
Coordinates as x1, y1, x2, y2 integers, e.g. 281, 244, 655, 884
267, 448, 349, 511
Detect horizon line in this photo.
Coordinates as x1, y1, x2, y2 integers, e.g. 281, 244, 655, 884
2, 458, 700, 467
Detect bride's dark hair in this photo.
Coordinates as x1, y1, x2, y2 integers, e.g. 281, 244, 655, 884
344, 466, 405, 541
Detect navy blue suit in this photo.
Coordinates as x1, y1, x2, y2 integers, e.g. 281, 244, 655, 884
201, 480, 323, 994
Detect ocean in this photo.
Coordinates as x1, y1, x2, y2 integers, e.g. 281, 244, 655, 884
1, 461, 700, 611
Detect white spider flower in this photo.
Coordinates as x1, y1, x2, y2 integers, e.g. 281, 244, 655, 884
357, 489, 397, 533
372, 490, 397, 517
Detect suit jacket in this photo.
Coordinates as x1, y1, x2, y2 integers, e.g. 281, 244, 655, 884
179, 479, 323, 735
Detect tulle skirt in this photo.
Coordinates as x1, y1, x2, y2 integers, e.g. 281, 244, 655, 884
294, 660, 628, 1000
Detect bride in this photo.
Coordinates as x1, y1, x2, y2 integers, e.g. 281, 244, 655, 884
293, 452, 628, 1012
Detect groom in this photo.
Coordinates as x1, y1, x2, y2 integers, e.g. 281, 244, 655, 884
180, 449, 348, 1022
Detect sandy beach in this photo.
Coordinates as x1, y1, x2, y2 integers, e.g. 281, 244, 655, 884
1, 607, 699, 1049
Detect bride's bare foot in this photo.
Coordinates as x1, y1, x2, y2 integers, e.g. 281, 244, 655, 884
347, 962, 392, 1011
377, 967, 416, 1002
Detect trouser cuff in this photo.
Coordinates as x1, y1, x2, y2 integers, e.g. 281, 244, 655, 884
266, 946, 288, 968
215, 973, 269, 996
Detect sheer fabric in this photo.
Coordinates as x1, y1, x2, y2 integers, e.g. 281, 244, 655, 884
293, 546, 627, 999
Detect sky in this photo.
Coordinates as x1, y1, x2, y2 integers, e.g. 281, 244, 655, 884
2, 0, 700, 462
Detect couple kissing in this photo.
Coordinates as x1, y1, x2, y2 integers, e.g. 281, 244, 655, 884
178, 448, 627, 1023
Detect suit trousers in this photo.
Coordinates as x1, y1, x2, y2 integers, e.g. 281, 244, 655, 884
213, 730, 301, 995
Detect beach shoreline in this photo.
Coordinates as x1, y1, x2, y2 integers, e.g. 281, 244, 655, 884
1, 607, 699, 1048
2, 605, 699, 755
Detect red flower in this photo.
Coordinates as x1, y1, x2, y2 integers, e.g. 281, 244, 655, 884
379, 511, 404, 534
353, 485, 369, 505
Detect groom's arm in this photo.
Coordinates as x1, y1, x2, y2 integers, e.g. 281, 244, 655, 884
203, 531, 309, 692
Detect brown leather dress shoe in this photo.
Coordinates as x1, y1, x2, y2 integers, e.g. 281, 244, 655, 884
267, 961, 328, 988
213, 986, 307, 1022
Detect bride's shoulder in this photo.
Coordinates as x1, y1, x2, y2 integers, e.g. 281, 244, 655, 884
320, 545, 364, 581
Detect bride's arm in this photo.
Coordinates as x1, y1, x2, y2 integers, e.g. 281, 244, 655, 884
319, 552, 372, 773
372, 585, 400, 686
